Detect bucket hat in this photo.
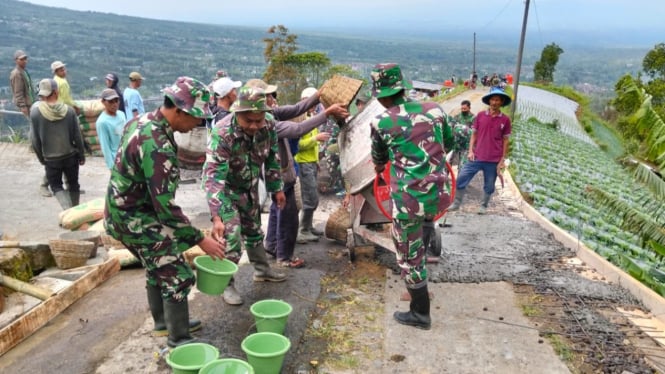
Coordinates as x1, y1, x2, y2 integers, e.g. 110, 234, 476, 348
482, 87, 512, 107
231, 86, 272, 113
162, 76, 213, 119
370, 63, 412, 99
245, 79, 277, 94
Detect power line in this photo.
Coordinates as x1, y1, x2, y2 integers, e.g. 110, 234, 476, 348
480, 0, 515, 30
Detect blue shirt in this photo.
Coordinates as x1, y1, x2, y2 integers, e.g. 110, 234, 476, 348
123, 87, 144, 119
97, 110, 127, 169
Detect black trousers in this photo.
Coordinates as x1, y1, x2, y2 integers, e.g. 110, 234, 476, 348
44, 155, 80, 194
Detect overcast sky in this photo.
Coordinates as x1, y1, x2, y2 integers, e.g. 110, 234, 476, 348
20, 0, 665, 40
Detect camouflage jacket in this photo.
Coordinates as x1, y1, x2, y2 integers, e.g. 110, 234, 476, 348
370, 96, 449, 218
202, 113, 283, 221
104, 109, 204, 248
453, 111, 475, 126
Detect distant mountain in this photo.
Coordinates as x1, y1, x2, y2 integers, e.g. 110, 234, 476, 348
0, 0, 654, 105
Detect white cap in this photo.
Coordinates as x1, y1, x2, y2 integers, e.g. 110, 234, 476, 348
300, 87, 317, 100
212, 77, 242, 98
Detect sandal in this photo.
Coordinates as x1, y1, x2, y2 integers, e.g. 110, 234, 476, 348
277, 257, 305, 268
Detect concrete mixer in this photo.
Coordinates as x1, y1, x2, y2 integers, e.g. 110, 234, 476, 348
336, 99, 455, 261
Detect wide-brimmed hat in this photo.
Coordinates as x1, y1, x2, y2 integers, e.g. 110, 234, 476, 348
370, 63, 412, 99
482, 87, 512, 107
245, 78, 277, 94
162, 76, 213, 119
231, 86, 272, 113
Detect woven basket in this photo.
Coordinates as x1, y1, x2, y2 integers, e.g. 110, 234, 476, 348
59, 230, 101, 258
325, 204, 352, 243
49, 239, 94, 269
319, 75, 364, 109
100, 233, 124, 249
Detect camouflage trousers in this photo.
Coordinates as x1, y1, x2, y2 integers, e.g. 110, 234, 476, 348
125, 236, 195, 303
221, 189, 264, 263
391, 216, 428, 285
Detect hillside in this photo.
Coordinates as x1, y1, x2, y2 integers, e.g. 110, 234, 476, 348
0, 0, 650, 105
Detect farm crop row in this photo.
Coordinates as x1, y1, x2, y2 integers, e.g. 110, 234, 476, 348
510, 118, 665, 295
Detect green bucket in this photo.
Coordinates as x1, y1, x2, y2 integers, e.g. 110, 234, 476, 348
165, 342, 219, 374
194, 256, 238, 295
250, 299, 293, 335
241, 332, 291, 374
200, 358, 255, 374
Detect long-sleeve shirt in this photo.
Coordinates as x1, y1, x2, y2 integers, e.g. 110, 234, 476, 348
54, 75, 77, 109
294, 128, 319, 164
96, 110, 127, 169
9, 67, 35, 110
370, 96, 449, 219
29, 102, 84, 164
203, 113, 283, 221
104, 109, 203, 248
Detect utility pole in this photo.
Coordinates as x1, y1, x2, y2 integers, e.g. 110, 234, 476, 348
473, 32, 476, 77
511, 0, 530, 119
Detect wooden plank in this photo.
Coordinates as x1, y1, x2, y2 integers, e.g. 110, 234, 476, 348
0, 257, 120, 357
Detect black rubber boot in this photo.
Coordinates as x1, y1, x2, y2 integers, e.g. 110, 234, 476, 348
393, 284, 431, 330
54, 190, 72, 210
148, 285, 202, 337
164, 298, 197, 347
70, 191, 81, 207
448, 189, 465, 211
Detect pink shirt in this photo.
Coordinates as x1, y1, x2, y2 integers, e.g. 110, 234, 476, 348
472, 110, 511, 162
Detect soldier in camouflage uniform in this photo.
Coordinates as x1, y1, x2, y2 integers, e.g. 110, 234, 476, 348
202, 86, 287, 303
104, 77, 226, 348
451, 99, 475, 167
370, 63, 451, 330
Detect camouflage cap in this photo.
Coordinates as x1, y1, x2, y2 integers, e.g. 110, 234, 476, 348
370, 63, 412, 99
162, 76, 213, 119
231, 86, 272, 113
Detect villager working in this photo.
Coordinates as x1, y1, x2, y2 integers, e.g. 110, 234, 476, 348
30, 78, 86, 210
369, 63, 451, 330
448, 86, 511, 214
105, 77, 225, 348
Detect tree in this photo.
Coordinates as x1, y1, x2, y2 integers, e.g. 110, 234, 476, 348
642, 43, 665, 79
533, 43, 564, 84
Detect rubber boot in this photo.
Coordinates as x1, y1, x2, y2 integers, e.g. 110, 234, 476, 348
164, 298, 197, 347
40, 175, 52, 197
70, 191, 81, 207
147, 285, 201, 337
247, 243, 287, 282
393, 283, 431, 330
54, 190, 72, 210
298, 210, 320, 243
478, 193, 491, 215
222, 277, 243, 305
303, 208, 324, 236
447, 189, 465, 211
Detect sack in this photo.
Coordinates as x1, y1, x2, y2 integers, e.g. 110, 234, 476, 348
58, 198, 105, 230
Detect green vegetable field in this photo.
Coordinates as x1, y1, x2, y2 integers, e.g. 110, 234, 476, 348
510, 117, 665, 295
